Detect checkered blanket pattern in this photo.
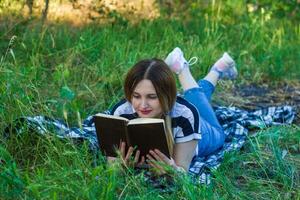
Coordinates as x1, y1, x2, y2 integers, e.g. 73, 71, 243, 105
5, 106, 295, 185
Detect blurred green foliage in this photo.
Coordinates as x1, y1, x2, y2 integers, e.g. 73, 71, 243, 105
157, 0, 300, 22
0, 0, 299, 22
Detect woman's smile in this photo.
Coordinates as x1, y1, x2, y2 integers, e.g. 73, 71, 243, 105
139, 109, 152, 115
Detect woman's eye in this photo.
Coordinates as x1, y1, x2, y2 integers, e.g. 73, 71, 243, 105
132, 95, 140, 99
149, 96, 157, 99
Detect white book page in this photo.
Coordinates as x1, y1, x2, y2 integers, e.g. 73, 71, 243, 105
94, 113, 128, 121
128, 118, 164, 125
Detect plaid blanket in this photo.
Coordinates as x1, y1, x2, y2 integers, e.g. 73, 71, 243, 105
4, 105, 295, 185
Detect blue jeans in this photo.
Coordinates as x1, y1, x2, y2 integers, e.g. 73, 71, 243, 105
183, 80, 225, 157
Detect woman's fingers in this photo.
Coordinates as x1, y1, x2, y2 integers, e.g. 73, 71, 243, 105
138, 156, 145, 165
125, 146, 134, 161
134, 150, 140, 164
106, 156, 117, 165
153, 149, 176, 167
146, 153, 165, 173
118, 145, 172, 172
150, 149, 174, 166
154, 149, 170, 163
146, 154, 158, 168
120, 141, 126, 158
121, 145, 142, 168
149, 150, 163, 162
147, 149, 179, 175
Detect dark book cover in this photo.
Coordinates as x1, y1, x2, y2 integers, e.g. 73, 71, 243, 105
94, 115, 128, 157
94, 114, 170, 159
127, 122, 170, 158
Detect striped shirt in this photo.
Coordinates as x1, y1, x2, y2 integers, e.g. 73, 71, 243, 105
110, 96, 202, 143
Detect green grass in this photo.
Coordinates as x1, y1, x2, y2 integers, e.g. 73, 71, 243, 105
1, 125, 299, 199
1, 1, 300, 199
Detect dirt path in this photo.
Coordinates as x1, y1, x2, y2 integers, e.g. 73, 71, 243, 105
216, 81, 300, 124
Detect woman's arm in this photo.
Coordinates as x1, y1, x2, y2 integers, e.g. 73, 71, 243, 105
173, 140, 198, 171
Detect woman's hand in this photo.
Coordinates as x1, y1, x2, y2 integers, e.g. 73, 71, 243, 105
107, 156, 117, 163
119, 141, 145, 168
146, 149, 185, 175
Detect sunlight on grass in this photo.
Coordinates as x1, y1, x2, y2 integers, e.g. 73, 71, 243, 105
0, 0, 160, 25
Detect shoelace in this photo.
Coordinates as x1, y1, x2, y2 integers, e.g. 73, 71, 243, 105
177, 56, 199, 75
188, 56, 198, 66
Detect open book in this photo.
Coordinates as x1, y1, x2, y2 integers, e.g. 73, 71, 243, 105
93, 113, 170, 158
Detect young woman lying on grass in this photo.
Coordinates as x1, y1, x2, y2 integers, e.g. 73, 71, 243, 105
107, 47, 238, 174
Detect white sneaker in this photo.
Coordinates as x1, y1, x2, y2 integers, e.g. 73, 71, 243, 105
210, 52, 238, 80
164, 47, 189, 74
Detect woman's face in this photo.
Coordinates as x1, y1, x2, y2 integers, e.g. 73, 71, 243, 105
131, 79, 163, 118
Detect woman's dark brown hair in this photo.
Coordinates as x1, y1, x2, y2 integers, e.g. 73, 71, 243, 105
124, 58, 177, 155
124, 58, 177, 114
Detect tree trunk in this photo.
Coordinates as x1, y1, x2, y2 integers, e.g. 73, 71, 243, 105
26, 0, 34, 15
42, 0, 50, 22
